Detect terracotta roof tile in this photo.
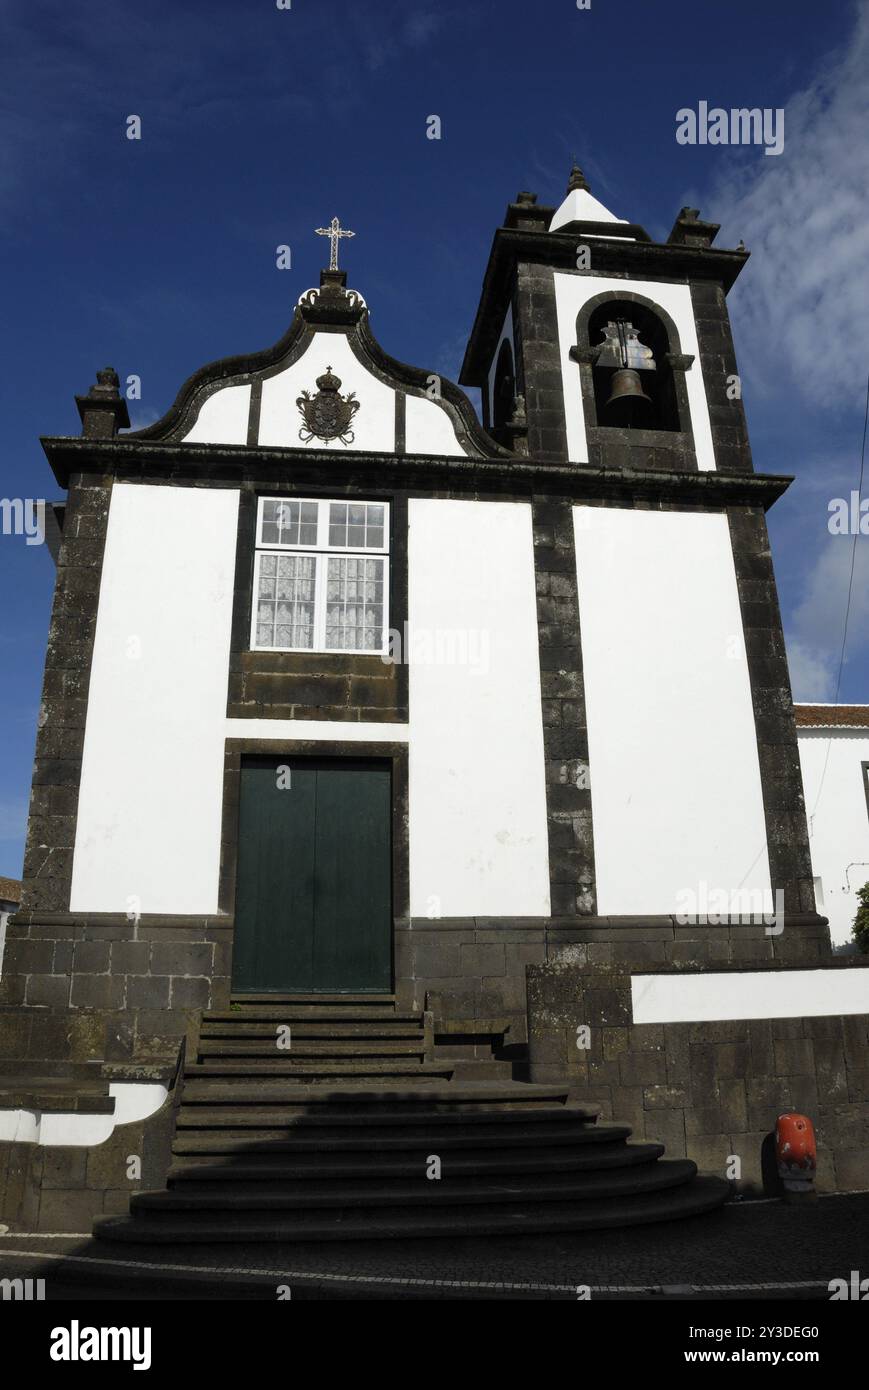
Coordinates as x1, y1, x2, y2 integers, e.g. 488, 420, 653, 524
0, 876, 21, 904
794, 704, 869, 728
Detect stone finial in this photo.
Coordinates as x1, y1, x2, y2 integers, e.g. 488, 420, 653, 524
666, 206, 720, 248
567, 162, 590, 194
515, 190, 538, 206
319, 267, 348, 290
75, 366, 131, 439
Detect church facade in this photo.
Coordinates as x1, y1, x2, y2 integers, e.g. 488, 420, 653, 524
2, 168, 868, 1225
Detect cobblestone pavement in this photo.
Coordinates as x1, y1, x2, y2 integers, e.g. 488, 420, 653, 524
1, 1192, 867, 1299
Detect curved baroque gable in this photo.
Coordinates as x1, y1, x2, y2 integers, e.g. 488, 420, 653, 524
125, 279, 506, 460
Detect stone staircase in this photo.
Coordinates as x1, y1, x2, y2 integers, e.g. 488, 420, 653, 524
93, 994, 729, 1244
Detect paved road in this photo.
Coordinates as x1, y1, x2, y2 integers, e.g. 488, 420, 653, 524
1, 1191, 866, 1299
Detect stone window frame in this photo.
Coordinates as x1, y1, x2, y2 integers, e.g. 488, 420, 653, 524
250, 495, 391, 656
572, 289, 698, 467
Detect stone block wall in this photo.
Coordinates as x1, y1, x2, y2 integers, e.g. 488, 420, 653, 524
0, 914, 232, 1070
526, 957, 869, 1194
397, 915, 831, 1044
0, 1092, 175, 1232
396, 919, 547, 1040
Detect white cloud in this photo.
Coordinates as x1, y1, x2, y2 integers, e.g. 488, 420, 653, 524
707, 3, 869, 408
786, 639, 836, 702
784, 530, 869, 699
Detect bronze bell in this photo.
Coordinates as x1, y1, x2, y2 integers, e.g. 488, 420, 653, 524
604, 367, 654, 425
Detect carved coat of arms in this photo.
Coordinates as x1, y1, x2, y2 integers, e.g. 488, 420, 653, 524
297, 366, 359, 444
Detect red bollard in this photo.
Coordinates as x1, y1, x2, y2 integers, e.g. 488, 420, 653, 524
775, 1112, 817, 1199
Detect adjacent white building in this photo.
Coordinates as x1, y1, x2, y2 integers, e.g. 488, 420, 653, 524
0, 876, 21, 979
796, 705, 869, 947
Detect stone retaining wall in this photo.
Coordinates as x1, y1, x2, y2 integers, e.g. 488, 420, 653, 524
400, 915, 831, 1042
526, 957, 869, 1193
0, 1092, 175, 1233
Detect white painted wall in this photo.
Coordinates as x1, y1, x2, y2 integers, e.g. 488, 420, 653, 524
259, 333, 395, 452
0, 1083, 167, 1147
574, 506, 770, 916
0, 907, 11, 979
553, 272, 717, 470
71, 484, 240, 913
799, 728, 869, 946
549, 186, 628, 229
405, 394, 467, 457
183, 384, 250, 445
485, 303, 515, 424
408, 499, 550, 917
633, 968, 869, 1024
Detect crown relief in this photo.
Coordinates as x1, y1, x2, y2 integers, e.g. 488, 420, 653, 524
296, 365, 360, 445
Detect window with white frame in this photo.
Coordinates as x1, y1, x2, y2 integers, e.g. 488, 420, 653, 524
252, 498, 389, 654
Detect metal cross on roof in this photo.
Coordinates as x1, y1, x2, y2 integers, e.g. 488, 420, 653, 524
315, 216, 355, 271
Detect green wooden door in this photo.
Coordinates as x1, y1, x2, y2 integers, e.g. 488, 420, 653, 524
232, 758, 392, 993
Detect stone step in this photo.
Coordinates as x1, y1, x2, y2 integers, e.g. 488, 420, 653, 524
94, 1175, 730, 1243
434, 1017, 511, 1036
178, 1081, 576, 1106
174, 1102, 601, 1132
207, 1010, 419, 1023
183, 1061, 452, 1081
200, 1021, 424, 1038
229, 994, 397, 1006
0, 1081, 115, 1114
141, 1160, 694, 1213
171, 1126, 640, 1157
445, 1059, 519, 1081
196, 1039, 426, 1058
170, 1124, 629, 1161
166, 1139, 655, 1178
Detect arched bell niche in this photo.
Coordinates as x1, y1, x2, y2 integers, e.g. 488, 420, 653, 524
492, 339, 517, 433
571, 290, 697, 469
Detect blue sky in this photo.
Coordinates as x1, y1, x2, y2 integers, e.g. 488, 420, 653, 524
1, 0, 867, 879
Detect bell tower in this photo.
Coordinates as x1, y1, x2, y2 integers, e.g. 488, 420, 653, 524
460, 163, 753, 477
460, 164, 827, 957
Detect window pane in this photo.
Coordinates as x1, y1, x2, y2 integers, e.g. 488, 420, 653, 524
276, 500, 300, 546
255, 499, 388, 651
328, 502, 347, 548
256, 554, 316, 648
299, 502, 318, 547
260, 499, 280, 545
324, 556, 384, 651
325, 500, 387, 549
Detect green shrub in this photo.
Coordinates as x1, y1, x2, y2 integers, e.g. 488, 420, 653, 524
853, 881, 869, 954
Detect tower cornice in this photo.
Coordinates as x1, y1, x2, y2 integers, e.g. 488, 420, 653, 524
460, 225, 749, 387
